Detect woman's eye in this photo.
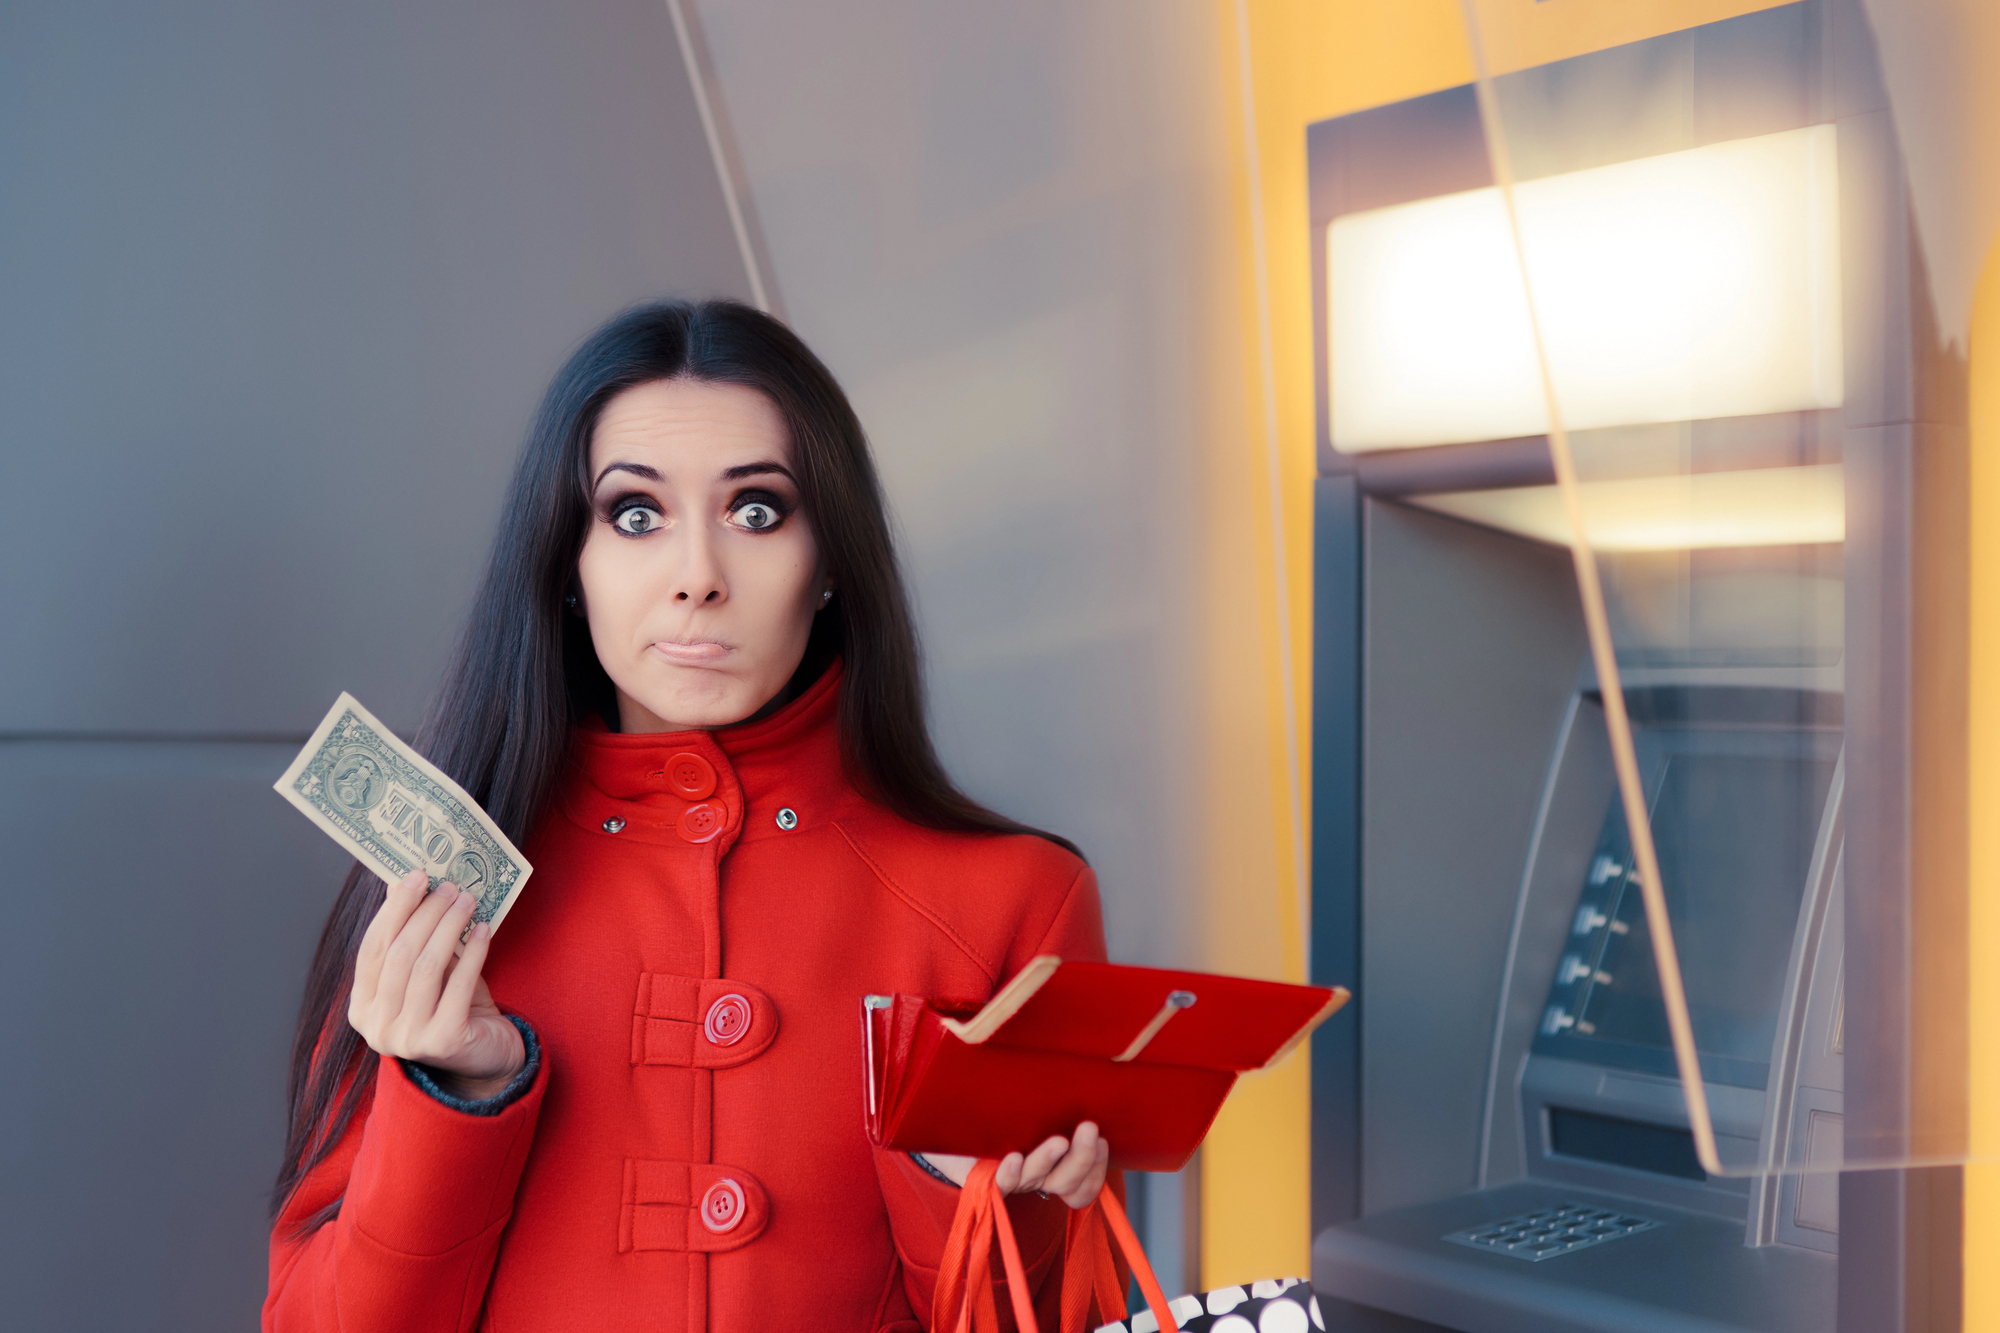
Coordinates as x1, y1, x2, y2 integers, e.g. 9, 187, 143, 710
612, 505, 662, 535
733, 502, 781, 531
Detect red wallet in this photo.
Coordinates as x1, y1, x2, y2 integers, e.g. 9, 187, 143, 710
862, 956, 1350, 1172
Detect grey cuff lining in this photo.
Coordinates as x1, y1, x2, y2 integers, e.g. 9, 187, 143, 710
401, 1016, 540, 1116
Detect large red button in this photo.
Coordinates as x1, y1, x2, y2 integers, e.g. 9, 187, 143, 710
700, 1178, 746, 1234
664, 752, 717, 801
678, 801, 724, 843
704, 993, 753, 1046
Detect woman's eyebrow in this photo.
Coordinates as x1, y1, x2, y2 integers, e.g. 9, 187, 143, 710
722, 462, 795, 482
593, 461, 662, 489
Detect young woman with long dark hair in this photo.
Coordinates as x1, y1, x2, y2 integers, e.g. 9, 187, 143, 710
265, 300, 1113, 1332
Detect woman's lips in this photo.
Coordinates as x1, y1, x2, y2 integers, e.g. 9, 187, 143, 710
650, 638, 732, 665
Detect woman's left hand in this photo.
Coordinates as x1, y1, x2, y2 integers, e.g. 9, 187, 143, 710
923, 1121, 1110, 1209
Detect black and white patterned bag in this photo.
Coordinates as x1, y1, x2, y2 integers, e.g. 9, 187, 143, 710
1094, 1278, 1322, 1333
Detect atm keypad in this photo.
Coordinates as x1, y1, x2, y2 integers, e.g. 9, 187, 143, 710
1444, 1202, 1660, 1261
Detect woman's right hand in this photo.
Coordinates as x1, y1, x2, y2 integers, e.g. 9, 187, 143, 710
349, 869, 525, 1100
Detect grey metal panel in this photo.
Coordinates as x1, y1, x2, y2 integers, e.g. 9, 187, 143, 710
1773, 1088, 1844, 1254
1691, 4, 1820, 144
1841, 419, 1911, 1162
1822, 0, 1964, 1320
1315, 1181, 1836, 1333
1748, 770, 1844, 1250
0, 740, 352, 1329
1361, 501, 1587, 1215
1313, 477, 1363, 1231
0, 0, 752, 736
1836, 108, 1919, 430
1487, 3, 1817, 183
1314, 1296, 1464, 1333
1352, 437, 1557, 498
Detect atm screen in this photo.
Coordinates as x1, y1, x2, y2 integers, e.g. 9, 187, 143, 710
1534, 732, 1838, 1088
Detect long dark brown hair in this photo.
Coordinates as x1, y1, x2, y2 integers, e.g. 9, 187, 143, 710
274, 299, 1079, 1227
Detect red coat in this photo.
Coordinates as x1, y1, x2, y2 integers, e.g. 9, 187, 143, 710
265, 665, 1107, 1332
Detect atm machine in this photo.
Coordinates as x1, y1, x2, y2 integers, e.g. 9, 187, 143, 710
1301, 4, 1954, 1331
1315, 634, 1847, 1332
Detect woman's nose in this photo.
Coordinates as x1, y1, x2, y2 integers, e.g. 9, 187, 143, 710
670, 532, 727, 604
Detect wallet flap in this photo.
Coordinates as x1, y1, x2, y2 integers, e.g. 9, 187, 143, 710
941, 958, 1348, 1071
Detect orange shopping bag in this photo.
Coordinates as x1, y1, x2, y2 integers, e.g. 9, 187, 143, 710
932, 1160, 1181, 1333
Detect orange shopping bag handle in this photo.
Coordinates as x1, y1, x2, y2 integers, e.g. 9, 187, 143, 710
935, 1160, 1040, 1333
935, 1161, 1181, 1333
1060, 1182, 1180, 1333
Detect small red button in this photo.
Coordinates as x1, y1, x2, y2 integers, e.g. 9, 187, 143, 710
700, 1178, 746, 1234
678, 801, 724, 843
704, 993, 753, 1046
665, 752, 717, 801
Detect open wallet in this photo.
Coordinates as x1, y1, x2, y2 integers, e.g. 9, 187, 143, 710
862, 956, 1350, 1172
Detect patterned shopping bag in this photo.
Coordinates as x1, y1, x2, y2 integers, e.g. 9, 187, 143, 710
1090, 1278, 1323, 1333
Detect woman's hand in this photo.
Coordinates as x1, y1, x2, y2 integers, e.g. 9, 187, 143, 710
923, 1121, 1110, 1209
349, 869, 524, 1100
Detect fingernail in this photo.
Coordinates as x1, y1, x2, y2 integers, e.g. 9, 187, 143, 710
476, 921, 492, 939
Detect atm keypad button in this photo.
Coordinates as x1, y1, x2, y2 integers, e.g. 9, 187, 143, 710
1445, 1201, 1660, 1261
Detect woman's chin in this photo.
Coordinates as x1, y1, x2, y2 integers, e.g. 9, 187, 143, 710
618, 672, 775, 733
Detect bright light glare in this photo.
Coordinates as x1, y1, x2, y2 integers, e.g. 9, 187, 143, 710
1329, 125, 1843, 452
1409, 464, 1845, 552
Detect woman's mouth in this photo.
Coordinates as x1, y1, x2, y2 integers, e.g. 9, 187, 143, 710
650, 637, 733, 666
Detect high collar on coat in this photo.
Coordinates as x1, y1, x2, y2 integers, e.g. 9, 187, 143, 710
559, 661, 855, 854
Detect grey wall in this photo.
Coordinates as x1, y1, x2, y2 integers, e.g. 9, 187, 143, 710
686, 0, 1221, 971
4, 3, 1230, 1320
1, 2, 749, 1326
2, 0, 750, 735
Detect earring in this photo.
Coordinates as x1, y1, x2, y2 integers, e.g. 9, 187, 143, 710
565, 594, 579, 610
821, 589, 834, 602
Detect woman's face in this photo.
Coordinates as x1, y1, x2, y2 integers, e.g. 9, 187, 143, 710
576, 378, 828, 733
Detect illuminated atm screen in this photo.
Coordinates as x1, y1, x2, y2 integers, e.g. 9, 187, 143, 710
1535, 724, 1838, 1090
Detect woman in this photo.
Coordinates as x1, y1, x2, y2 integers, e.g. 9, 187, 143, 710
266, 300, 1113, 1332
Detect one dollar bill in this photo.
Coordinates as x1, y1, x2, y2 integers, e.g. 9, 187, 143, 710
275, 692, 533, 938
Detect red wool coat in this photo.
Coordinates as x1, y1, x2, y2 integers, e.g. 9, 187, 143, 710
264, 665, 1107, 1332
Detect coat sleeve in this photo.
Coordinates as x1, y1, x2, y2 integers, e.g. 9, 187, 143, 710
876, 859, 1111, 1330
262, 1035, 548, 1333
